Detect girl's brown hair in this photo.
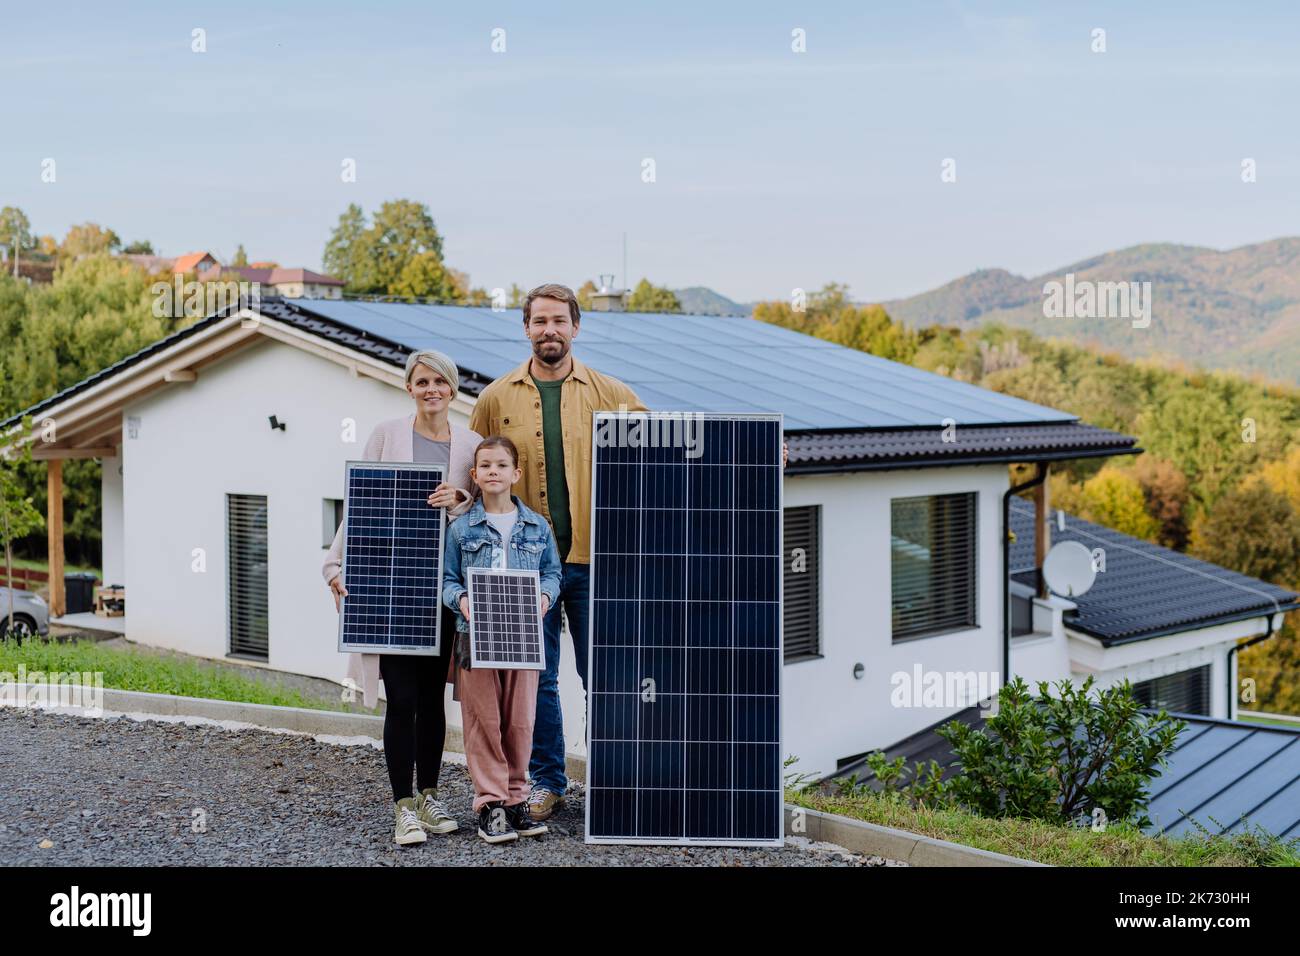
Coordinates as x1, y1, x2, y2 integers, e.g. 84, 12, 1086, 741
474, 435, 519, 468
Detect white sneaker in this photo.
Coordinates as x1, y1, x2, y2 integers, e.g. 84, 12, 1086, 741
416, 787, 459, 834
394, 797, 427, 846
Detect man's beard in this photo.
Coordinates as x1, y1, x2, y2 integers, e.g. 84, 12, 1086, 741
533, 337, 569, 365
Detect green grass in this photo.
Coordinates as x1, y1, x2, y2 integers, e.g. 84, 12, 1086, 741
786, 788, 1300, 867
4, 557, 101, 577
1238, 712, 1300, 730
0, 635, 362, 713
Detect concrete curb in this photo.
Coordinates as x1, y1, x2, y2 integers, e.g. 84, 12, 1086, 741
784, 805, 1047, 866
6, 684, 1041, 865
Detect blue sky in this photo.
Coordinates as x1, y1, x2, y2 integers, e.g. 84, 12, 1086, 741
3, 1, 1298, 302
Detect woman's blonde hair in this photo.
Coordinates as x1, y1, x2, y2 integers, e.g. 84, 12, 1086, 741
403, 349, 460, 394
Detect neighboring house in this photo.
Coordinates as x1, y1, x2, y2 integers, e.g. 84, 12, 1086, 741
3, 297, 1292, 780
121, 254, 175, 274
1008, 502, 1298, 718
200, 266, 344, 299
171, 251, 220, 275
119, 254, 344, 298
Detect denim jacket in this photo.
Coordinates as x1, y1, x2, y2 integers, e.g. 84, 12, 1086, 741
442, 494, 562, 669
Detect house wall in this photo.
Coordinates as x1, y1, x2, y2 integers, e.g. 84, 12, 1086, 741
783, 464, 1012, 778
118, 337, 590, 755
100, 448, 125, 585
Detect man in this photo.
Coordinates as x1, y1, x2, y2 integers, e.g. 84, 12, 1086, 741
469, 282, 643, 821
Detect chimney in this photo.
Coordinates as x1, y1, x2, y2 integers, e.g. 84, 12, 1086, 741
589, 273, 626, 312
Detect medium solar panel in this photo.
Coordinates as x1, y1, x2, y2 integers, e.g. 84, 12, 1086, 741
585, 412, 784, 846
337, 461, 446, 655
468, 567, 545, 669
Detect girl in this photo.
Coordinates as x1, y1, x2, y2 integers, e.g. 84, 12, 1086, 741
323, 349, 482, 847
442, 436, 562, 843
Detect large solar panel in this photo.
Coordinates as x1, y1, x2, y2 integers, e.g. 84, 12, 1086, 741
337, 461, 446, 655
468, 567, 545, 669
585, 412, 784, 846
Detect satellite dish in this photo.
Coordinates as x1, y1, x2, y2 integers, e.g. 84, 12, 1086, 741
1041, 540, 1096, 597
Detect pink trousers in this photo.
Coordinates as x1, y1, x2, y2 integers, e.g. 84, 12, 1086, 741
458, 665, 539, 812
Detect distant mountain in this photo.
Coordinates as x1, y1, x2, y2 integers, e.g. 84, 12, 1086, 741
880, 239, 1300, 386
674, 286, 749, 316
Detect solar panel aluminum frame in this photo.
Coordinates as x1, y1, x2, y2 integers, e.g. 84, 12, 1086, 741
584, 410, 785, 848
336, 460, 447, 656
467, 566, 546, 670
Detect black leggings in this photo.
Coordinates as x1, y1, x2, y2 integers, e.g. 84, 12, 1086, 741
378, 605, 454, 802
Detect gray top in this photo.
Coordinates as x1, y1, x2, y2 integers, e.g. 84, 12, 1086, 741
411, 428, 451, 468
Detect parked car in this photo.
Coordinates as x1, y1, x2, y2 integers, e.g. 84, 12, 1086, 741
0, 587, 50, 641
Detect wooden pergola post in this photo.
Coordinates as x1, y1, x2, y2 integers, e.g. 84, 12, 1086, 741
47, 459, 65, 617
1034, 463, 1051, 597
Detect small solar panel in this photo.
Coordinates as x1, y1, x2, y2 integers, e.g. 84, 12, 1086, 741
337, 461, 445, 655
467, 567, 545, 669
585, 412, 784, 847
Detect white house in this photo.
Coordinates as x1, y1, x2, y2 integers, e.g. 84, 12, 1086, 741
6, 297, 1294, 780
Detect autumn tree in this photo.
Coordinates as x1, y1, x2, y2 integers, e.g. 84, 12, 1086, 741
322, 200, 451, 297
1189, 480, 1300, 585
60, 222, 122, 260
0, 207, 35, 277
1132, 455, 1190, 549
625, 278, 682, 313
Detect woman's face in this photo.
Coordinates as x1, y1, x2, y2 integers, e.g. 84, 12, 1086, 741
406, 364, 452, 413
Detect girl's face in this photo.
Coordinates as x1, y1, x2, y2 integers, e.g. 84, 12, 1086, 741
472, 449, 521, 495
406, 366, 452, 412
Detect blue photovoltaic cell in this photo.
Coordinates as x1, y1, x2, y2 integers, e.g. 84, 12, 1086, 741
338, 462, 445, 654
585, 413, 783, 846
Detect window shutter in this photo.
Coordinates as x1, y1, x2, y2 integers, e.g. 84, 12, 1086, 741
784, 505, 821, 661
891, 492, 977, 640
1132, 665, 1211, 716
227, 494, 269, 660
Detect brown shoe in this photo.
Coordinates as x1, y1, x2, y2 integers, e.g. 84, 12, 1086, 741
525, 786, 565, 821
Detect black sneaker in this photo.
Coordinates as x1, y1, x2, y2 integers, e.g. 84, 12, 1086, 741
477, 802, 518, 844
505, 802, 549, 837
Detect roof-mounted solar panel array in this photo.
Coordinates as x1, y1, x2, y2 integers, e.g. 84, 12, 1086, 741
291, 300, 1077, 430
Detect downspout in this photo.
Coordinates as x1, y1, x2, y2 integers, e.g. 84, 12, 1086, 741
1226, 615, 1280, 720
1002, 463, 1048, 690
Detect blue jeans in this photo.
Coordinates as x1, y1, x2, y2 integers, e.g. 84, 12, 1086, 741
529, 561, 590, 794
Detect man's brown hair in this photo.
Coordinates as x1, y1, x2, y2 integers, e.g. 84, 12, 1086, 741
474, 435, 519, 468
523, 282, 581, 326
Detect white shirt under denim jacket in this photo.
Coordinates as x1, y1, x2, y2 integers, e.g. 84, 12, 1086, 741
441, 494, 563, 670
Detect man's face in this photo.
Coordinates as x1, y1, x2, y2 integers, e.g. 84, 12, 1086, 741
525, 297, 578, 366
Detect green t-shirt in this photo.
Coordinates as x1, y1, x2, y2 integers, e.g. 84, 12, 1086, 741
531, 374, 571, 561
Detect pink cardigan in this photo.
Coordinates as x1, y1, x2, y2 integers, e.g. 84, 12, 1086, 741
322, 414, 483, 709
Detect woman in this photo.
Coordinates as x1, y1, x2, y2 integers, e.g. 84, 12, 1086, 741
322, 348, 483, 847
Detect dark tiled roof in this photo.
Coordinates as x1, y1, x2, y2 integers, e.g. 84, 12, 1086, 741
829, 705, 1300, 838
785, 422, 1138, 472
0, 296, 486, 432
1009, 501, 1299, 643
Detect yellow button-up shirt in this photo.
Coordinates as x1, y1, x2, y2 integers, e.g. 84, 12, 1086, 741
468, 354, 647, 564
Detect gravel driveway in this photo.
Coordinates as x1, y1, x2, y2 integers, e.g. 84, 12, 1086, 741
0, 708, 897, 867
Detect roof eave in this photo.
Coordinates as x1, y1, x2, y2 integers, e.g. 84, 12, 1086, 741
786, 443, 1142, 475
1075, 601, 1300, 646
